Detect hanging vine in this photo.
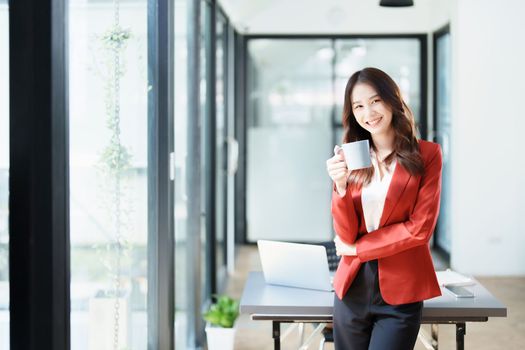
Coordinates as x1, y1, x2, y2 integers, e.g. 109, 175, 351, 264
92, 0, 133, 349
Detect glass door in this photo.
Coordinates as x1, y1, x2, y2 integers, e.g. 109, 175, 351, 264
174, 0, 190, 347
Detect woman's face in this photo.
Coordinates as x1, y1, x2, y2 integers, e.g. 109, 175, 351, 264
350, 83, 393, 137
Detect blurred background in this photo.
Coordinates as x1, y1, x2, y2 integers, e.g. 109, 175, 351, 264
2, 0, 524, 349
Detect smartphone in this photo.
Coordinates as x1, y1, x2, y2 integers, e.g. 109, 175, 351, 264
445, 285, 474, 298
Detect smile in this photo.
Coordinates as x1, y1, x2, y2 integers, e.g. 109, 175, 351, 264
366, 117, 382, 127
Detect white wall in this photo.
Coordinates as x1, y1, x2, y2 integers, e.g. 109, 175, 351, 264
431, 0, 452, 30
450, 0, 525, 275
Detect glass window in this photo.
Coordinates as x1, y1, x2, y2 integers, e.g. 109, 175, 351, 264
434, 30, 452, 253
0, 2, 9, 348
174, 0, 190, 347
246, 39, 334, 243
200, 0, 211, 306
225, 24, 236, 274
68, 1, 149, 348
215, 13, 228, 290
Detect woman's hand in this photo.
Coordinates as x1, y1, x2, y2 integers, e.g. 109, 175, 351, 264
326, 149, 350, 195
334, 235, 357, 256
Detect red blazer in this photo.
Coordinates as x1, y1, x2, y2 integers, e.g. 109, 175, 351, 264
332, 140, 442, 305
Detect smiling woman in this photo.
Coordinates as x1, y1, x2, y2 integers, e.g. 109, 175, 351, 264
326, 67, 442, 350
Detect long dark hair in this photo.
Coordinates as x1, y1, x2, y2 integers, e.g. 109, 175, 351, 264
342, 67, 424, 187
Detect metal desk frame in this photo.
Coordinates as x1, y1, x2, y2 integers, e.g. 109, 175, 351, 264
251, 314, 488, 350
241, 272, 507, 350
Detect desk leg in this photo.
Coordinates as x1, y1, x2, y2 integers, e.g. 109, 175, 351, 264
456, 323, 465, 350
431, 324, 439, 349
272, 321, 281, 350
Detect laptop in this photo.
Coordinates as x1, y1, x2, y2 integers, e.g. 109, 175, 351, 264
257, 240, 334, 292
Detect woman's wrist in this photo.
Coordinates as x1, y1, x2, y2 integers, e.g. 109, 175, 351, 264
336, 182, 347, 197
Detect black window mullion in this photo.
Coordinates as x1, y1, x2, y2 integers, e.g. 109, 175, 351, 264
9, 0, 70, 349
234, 32, 247, 245
419, 34, 429, 140
220, 14, 229, 277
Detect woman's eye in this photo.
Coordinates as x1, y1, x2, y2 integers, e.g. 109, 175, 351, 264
372, 99, 380, 104
354, 105, 362, 109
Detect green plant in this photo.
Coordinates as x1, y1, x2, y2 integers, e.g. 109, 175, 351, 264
203, 295, 239, 328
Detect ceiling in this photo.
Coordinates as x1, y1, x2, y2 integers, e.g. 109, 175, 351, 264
218, 0, 452, 34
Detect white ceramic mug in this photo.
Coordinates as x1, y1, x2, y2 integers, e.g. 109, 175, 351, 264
335, 139, 372, 170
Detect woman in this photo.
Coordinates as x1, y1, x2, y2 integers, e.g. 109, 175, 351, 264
325, 67, 442, 350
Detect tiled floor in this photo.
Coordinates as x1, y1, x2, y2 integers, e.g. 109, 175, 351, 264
226, 245, 524, 350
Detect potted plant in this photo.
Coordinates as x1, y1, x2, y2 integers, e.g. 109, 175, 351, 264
203, 295, 239, 350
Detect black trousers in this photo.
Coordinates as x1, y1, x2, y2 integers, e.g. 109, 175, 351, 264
333, 260, 423, 350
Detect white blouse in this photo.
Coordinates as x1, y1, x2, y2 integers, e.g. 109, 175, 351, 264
361, 149, 397, 233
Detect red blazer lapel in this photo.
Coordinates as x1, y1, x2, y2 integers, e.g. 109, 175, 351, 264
378, 162, 412, 228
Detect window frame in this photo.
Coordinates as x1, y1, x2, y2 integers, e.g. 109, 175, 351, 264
9, 0, 70, 348
239, 33, 429, 244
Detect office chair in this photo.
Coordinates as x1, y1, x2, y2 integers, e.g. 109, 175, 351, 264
316, 240, 341, 271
